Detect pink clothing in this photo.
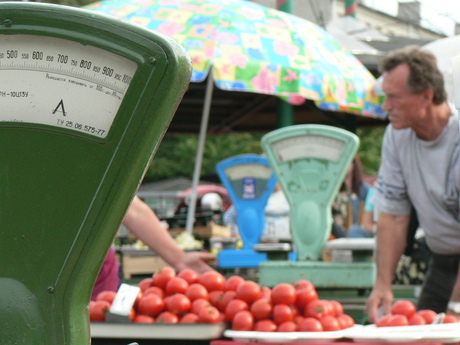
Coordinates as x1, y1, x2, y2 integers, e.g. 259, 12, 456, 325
91, 246, 120, 301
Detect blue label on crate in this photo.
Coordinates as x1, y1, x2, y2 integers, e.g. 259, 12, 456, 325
242, 177, 256, 199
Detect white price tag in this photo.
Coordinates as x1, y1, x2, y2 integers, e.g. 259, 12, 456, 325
109, 283, 141, 316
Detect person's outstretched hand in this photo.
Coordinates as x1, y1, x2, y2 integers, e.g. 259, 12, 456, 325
367, 284, 394, 324
175, 251, 216, 275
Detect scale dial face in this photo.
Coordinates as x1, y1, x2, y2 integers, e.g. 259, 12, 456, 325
0, 34, 137, 138
271, 135, 345, 162
224, 164, 272, 181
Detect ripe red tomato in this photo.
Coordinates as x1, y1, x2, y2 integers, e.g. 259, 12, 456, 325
225, 299, 249, 322
273, 304, 294, 324
320, 315, 341, 331
298, 317, 323, 332
177, 269, 199, 285
224, 275, 245, 291
138, 277, 154, 291
254, 319, 277, 332
128, 307, 136, 322
133, 314, 155, 323
416, 309, 437, 324
143, 286, 165, 298
293, 314, 305, 326
191, 298, 211, 314
388, 314, 409, 327
165, 276, 189, 295
329, 300, 344, 316
290, 304, 300, 317
134, 290, 143, 309
271, 283, 296, 306
408, 314, 426, 325
198, 271, 226, 292
185, 283, 209, 301
336, 314, 355, 329
235, 280, 262, 304
152, 267, 176, 289
163, 295, 171, 307
137, 293, 165, 317
96, 290, 117, 305
295, 288, 318, 309
217, 290, 237, 312
157, 311, 179, 324
277, 321, 297, 332
232, 310, 254, 331
180, 312, 199, 323
166, 293, 191, 315
294, 280, 315, 291
261, 286, 272, 300
376, 314, 393, 327
250, 298, 273, 320
89, 300, 111, 322
443, 315, 459, 323
208, 290, 224, 307
198, 305, 221, 323
304, 299, 332, 319
391, 300, 416, 318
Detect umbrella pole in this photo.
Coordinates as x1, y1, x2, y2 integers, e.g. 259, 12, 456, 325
185, 70, 215, 234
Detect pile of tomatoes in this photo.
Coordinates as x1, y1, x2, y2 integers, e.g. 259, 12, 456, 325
376, 300, 458, 327
90, 267, 356, 332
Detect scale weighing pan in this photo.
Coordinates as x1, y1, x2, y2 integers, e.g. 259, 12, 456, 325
0, 3, 191, 345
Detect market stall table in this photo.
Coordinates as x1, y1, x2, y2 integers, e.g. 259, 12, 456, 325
219, 323, 460, 344
213, 339, 452, 345
91, 322, 227, 345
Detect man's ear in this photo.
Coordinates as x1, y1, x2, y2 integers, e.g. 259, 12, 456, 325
423, 89, 434, 104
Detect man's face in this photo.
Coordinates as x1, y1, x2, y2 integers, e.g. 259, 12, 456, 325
381, 63, 427, 130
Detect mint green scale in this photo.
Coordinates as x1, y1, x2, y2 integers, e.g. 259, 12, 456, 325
0, 3, 191, 345
260, 125, 375, 288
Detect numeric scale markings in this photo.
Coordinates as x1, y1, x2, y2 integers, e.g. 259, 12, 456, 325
0, 35, 138, 138
0, 58, 129, 95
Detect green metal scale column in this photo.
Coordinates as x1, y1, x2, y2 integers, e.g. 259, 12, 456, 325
0, 3, 191, 345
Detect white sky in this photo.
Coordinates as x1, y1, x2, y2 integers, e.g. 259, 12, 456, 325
362, 0, 460, 36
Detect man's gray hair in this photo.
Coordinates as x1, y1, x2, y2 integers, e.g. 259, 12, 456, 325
379, 45, 446, 105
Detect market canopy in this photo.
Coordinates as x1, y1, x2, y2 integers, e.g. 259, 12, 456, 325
85, 0, 385, 119
85, 0, 386, 233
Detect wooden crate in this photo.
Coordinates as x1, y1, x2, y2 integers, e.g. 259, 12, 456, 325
169, 222, 231, 239
117, 248, 170, 279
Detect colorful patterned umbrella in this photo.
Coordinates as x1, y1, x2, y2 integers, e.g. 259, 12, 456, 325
85, 0, 385, 233
85, 0, 384, 117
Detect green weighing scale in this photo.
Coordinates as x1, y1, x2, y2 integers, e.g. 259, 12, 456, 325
0, 3, 191, 345
259, 124, 375, 288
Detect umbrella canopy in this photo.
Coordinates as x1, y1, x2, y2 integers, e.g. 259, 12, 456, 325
85, 0, 384, 233
85, 0, 384, 117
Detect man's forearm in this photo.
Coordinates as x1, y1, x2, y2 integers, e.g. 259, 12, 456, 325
374, 212, 410, 286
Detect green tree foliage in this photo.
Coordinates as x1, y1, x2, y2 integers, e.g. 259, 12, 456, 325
357, 126, 385, 176
144, 133, 264, 181
144, 127, 385, 182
